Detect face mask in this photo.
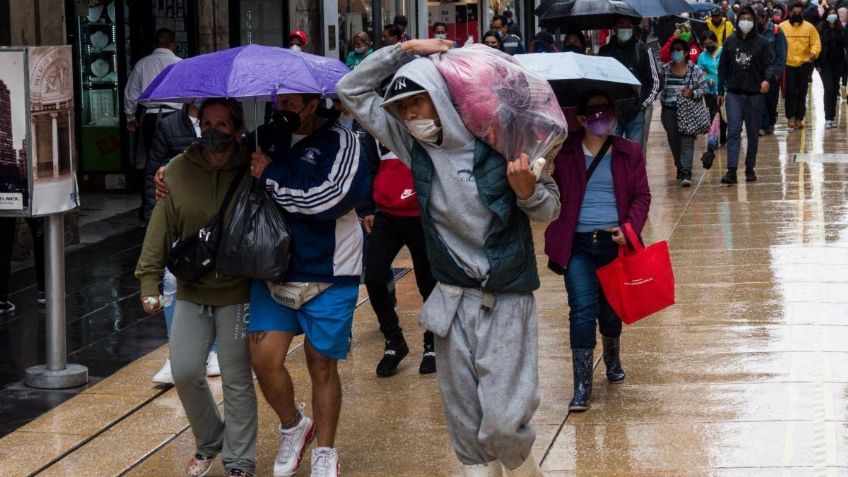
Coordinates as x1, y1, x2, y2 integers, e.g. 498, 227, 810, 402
289, 44, 302, 52
828, 14, 838, 24
617, 28, 633, 42
672, 50, 686, 63
354, 46, 366, 54
712, 17, 723, 25
200, 128, 234, 153
404, 119, 441, 144
584, 112, 616, 137
706, 44, 718, 53
738, 19, 754, 33
272, 108, 303, 135
774, 15, 782, 23
434, 33, 448, 40
790, 13, 803, 23
679, 31, 692, 42
563, 44, 583, 53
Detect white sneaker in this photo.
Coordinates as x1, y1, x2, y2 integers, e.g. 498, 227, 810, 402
153, 359, 173, 385
273, 403, 315, 477
310, 447, 340, 477
462, 461, 503, 477
206, 351, 221, 377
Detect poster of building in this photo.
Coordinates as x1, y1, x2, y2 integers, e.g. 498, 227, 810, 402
0, 46, 79, 217
0, 50, 30, 213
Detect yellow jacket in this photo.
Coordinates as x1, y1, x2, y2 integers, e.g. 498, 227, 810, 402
707, 19, 735, 46
780, 20, 822, 67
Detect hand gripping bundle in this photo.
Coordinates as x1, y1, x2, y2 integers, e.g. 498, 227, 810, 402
430, 44, 568, 170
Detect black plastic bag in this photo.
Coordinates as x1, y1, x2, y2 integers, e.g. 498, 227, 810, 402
217, 183, 291, 282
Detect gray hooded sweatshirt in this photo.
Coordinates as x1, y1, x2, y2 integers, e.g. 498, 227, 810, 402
338, 44, 560, 285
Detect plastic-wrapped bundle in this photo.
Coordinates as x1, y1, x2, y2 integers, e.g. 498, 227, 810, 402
431, 44, 568, 164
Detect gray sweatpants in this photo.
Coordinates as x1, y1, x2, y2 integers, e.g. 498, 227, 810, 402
170, 300, 257, 473
421, 284, 539, 470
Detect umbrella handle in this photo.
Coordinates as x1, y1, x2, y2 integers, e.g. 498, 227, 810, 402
253, 98, 259, 151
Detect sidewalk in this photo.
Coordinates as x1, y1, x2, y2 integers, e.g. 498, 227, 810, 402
2, 85, 847, 475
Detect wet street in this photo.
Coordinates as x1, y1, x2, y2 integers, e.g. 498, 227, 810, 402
1, 78, 847, 476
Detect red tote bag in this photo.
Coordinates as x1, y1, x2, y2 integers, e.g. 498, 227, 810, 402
595, 223, 675, 324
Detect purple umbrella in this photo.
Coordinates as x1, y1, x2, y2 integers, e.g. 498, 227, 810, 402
139, 44, 350, 103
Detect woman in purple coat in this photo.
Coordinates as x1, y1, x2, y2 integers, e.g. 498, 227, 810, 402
545, 90, 652, 412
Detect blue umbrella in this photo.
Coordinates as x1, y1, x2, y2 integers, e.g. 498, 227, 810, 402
624, 0, 695, 18
139, 44, 350, 103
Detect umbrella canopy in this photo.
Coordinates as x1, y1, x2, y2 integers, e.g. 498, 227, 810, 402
515, 52, 641, 110
535, 0, 641, 30
624, 0, 695, 17
139, 44, 350, 103
686, 0, 720, 13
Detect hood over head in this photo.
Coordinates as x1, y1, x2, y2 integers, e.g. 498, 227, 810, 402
381, 56, 475, 151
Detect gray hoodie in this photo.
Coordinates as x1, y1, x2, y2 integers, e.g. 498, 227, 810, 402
338, 44, 560, 284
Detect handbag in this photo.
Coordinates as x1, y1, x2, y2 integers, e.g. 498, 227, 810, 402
266, 282, 332, 310
676, 70, 711, 136
166, 165, 248, 283
595, 223, 675, 324
217, 182, 292, 281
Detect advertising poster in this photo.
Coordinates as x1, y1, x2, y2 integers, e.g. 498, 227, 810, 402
0, 50, 29, 214
0, 46, 79, 217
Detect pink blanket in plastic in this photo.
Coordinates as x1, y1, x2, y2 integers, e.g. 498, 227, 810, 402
431, 44, 568, 164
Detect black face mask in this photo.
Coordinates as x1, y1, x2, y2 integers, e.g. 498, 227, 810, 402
199, 128, 234, 153
790, 13, 803, 24
272, 108, 302, 135
562, 44, 584, 53
706, 44, 718, 53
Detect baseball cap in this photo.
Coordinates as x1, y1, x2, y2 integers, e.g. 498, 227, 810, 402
381, 76, 428, 108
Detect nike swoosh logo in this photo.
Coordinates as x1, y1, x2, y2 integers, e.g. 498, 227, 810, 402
400, 190, 416, 200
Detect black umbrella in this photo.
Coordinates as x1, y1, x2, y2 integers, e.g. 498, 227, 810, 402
535, 0, 641, 31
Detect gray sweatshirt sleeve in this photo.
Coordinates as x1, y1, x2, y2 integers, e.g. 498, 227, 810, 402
516, 170, 561, 223
337, 45, 416, 166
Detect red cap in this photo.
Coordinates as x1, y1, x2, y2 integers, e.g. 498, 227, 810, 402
288, 30, 308, 46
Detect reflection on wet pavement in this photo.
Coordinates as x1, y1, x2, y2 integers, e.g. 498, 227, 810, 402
2, 78, 848, 475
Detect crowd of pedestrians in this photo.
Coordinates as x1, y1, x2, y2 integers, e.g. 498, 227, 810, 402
124, 2, 847, 475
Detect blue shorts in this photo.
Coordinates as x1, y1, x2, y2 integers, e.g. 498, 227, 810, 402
248, 280, 359, 360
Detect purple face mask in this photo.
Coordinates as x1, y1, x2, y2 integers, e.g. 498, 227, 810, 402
585, 111, 616, 137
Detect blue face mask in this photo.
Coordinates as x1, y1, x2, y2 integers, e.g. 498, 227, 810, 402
672, 50, 686, 63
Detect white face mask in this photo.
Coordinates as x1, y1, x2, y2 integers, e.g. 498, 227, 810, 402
738, 19, 754, 33
354, 46, 366, 54
289, 44, 302, 52
434, 33, 448, 40
404, 119, 441, 144
617, 28, 633, 42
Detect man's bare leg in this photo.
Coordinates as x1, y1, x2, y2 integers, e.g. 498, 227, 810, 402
304, 339, 342, 447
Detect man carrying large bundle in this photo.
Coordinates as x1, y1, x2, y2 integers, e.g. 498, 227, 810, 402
338, 39, 560, 477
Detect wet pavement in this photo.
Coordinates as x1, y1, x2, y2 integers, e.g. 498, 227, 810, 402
1, 78, 847, 476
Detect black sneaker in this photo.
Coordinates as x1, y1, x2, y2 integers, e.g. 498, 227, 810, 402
745, 168, 757, 182
376, 338, 409, 377
721, 171, 738, 185
680, 170, 692, 187
419, 342, 436, 375
675, 169, 683, 182
227, 469, 253, 477
0, 301, 15, 315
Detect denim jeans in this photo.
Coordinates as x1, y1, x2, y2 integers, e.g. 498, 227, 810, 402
760, 78, 780, 129
564, 231, 622, 349
725, 92, 764, 170
614, 109, 646, 151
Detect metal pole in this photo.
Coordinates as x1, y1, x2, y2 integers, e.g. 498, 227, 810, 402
45, 213, 66, 370
25, 213, 88, 389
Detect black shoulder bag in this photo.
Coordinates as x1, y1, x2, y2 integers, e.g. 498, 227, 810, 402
167, 165, 249, 283
585, 136, 614, 183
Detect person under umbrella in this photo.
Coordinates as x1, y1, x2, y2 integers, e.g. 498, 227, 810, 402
544, 89, 651, 412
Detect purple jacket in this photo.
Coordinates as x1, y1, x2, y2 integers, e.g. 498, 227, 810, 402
545, 133, 652, 269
